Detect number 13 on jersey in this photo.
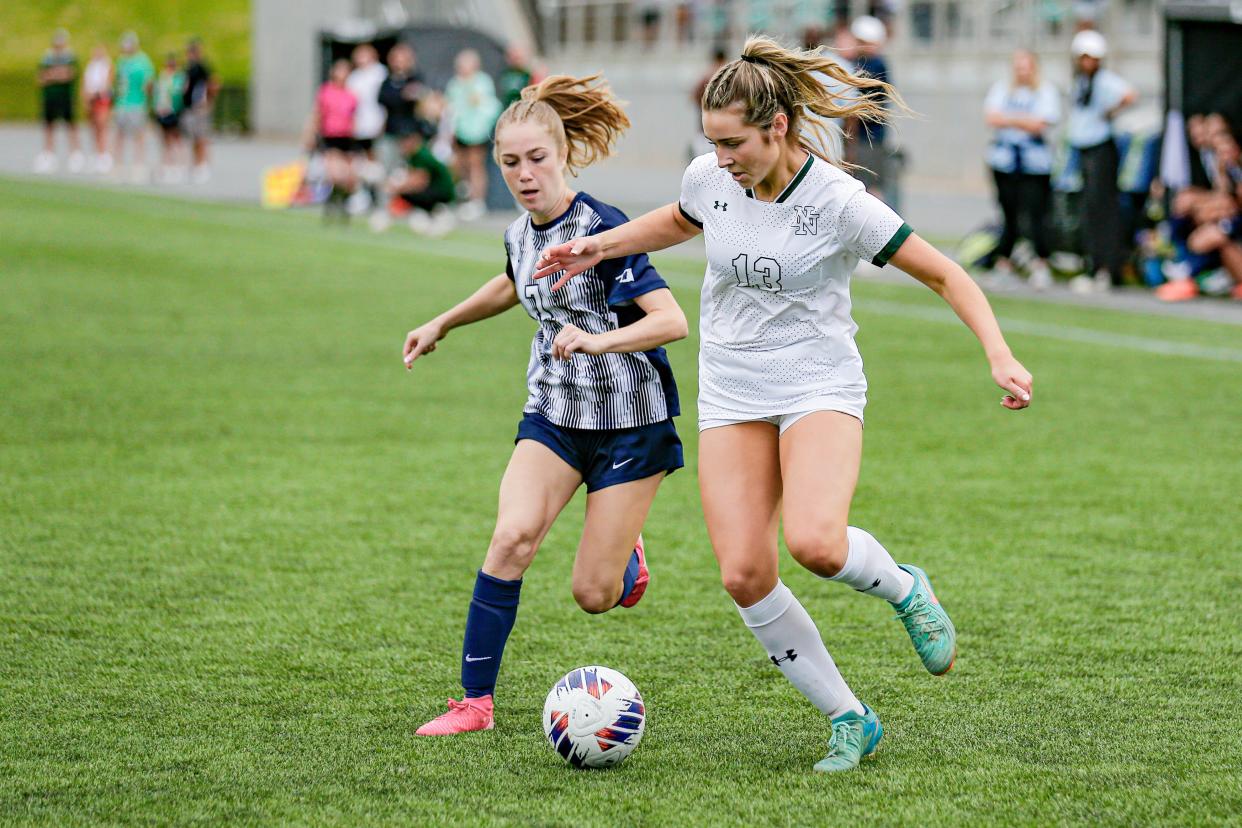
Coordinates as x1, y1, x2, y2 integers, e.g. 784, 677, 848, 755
731, 253, 783, 291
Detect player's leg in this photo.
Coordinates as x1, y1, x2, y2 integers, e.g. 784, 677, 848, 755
416, 439, 582, 735
571, 472, 663, 613
779, 411, 955, 676
701, 422, 875, 771
570, 418, 683, 611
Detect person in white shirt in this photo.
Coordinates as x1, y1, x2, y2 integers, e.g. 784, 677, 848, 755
347, 44, 388, 209
82, 43, 113, 171
983, 49, 1061, 289
1066, 29, 1137, 292
534, 36, 1032, 774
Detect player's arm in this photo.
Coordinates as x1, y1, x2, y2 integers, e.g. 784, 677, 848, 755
533, 203, 701, 290
402, 274, 519, 368
550, 288, 688, 361
888, 233, 1033, 410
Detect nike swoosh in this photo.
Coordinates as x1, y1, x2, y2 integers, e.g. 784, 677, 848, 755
464, 655, 492, 663
612, 458, 633, 469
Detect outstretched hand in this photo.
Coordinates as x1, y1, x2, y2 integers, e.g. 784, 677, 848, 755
403, 322, 444, 369
531, 236, 605, 291
992, 355, 1033, 410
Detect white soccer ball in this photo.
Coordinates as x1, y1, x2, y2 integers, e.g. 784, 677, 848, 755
543, 665, 646, 769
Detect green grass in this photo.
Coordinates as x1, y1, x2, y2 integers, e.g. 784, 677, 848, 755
2, 176, 1241, 826
1, 1, 249, 120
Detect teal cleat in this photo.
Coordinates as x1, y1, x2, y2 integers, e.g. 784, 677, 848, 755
892, 563, 957, 675
814, 704, 883, 773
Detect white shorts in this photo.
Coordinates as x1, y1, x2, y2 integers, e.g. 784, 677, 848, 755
699, 404, 864, 435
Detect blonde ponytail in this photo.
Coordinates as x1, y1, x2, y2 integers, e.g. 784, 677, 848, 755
494, 74, 630, 175
702, 34, 906, 162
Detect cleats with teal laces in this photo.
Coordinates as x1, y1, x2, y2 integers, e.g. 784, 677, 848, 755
892, 563, 956, 675
814, 704, 882, 773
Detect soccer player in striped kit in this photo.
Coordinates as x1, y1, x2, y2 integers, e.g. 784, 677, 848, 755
405, 75, 688, 736
535, 37, 1033, 771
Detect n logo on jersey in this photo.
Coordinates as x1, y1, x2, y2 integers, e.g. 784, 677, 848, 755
792, 206, 820, 236
616, 268, 635, 283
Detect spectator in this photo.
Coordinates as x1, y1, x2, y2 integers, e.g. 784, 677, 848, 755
377, 43, 428, 174
1066, 29, 1136, 293
445, 49, 501, 220
372, 131, 457, 237
153, 52, 187, 183
497, 44, 534, 110
182, 39, 217, 183
35, 29, 83, 174
982, 49, 1060, 290
308, 59, 359, 222
112, 32, 155, 183
847, 15, 894, 205
82, 44, 113, 172
347, 44, 389, 211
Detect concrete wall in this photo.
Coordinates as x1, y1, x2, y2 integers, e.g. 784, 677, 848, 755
252, 0, 358, 136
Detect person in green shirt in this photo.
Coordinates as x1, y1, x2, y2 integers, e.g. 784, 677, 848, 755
497, 44, 534, 110
112, 31, 155, 181
153, 52, 187, 182
35, 29, 83, 174
374, 132, 457, 237
445, 49, 501, 218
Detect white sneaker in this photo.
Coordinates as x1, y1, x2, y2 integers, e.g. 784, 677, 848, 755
428, 205, 456, 238
982, 260, 1020, 291
368, 210, 392, 233
408, 210, 432, 235
1028, 261, 1053, 291
346, 190, 372, 216
94, 153, 113, 174
192, 165, 211, 184
68, 152, 86, 173
129, 164, 149, 184
1068, 274, 1094, 295
457, 200, 485, 222
1093, 269, 1113, 293
33, 152, 56, 174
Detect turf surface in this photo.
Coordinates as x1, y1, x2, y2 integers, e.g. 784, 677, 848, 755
2, 176, 1240, 825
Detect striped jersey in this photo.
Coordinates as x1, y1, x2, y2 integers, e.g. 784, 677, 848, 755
504, 192, 680, 430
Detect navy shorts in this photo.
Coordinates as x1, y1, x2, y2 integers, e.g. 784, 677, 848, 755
516, 413, 683, 492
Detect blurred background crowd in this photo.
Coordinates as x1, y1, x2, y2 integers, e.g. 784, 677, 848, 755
13, 0, 1242, 301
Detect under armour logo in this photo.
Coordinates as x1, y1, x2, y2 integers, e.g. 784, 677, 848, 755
857, 578, 882, 593
713, 201, 728, 211
792, 205, 820, 236
770, 649, 798, 666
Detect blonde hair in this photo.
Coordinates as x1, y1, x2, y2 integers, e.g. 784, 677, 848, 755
493, 74, 630, 175
702, 34, 904, 162
1012, 48, 1040, 90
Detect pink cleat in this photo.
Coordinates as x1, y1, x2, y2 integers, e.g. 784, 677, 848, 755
415, 695, 495, 736
619, 534, 649, 608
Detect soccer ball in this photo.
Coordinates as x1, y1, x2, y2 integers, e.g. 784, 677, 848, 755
543, 665, 646, 769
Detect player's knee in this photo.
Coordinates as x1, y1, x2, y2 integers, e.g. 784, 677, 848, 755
720, 564, 775, 607
486, 524, 540, 573
785, 526, 849, 577
572, 580, 617, 614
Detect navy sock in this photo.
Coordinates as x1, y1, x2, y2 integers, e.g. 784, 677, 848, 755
616, 548, 640, 606
461, 570, 522, 698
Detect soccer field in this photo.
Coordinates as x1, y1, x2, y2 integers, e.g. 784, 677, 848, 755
3, 176, 1240, 826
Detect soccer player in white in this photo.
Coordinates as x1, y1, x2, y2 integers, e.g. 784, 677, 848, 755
535, 36, 1033, 772
404, 75, 689, 737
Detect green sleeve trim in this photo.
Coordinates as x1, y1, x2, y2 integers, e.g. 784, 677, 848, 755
872, 222, 913, 267
679, 202, 703, 229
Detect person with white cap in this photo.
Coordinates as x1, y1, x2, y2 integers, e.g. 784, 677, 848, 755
846, 15, 894, 204
1067, 29, 1137, 293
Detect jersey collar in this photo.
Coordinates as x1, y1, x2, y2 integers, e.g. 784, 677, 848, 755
745, 153, 815, 204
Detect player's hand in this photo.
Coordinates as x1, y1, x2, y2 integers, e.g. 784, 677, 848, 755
532, 236, 605, 291
551, 324, 603, 360
991, 354, 1032, 410
403, 322, 444, 368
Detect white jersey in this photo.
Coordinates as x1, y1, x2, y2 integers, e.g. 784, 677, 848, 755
678, 152, 911, 425
347, 62, 388, 140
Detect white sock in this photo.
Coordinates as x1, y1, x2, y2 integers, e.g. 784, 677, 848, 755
736, 581, 863, 718
826, 526, 915, 604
